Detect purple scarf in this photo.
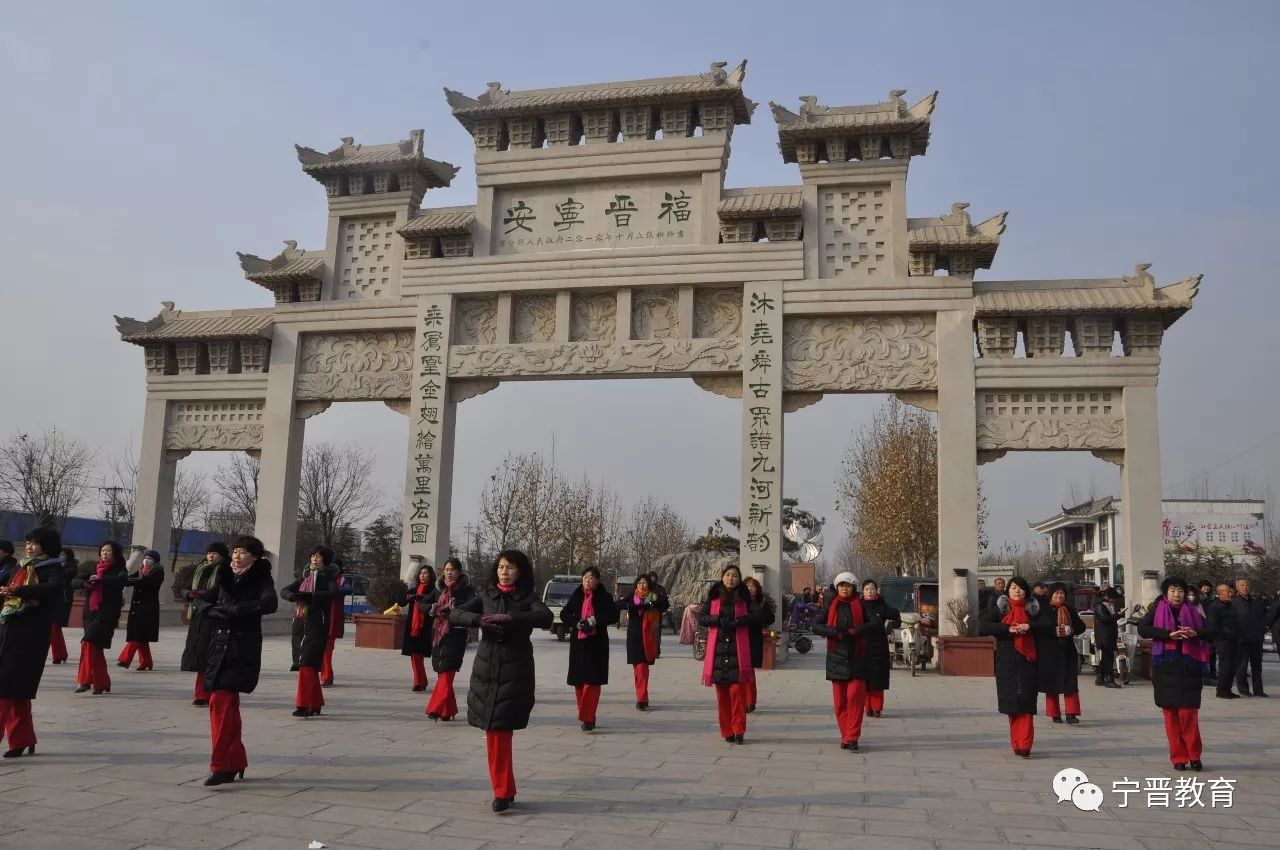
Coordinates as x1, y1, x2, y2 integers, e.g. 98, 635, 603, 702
1151, 598, 1210, 671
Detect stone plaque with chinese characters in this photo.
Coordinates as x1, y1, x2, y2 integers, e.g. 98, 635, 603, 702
493, 180, 698, 255
740, 282, 784, 609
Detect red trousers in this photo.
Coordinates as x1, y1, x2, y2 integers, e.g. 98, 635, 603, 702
1162, 707, 1202, 764
633, 663, 650, 703
209, 690, 247, 773
715, 682, 748, 737
50, 625, 68, 663
575, 684, 601, 723
1046, 692, 1082, 718
118, 641, 153, 669
321, 637, 336, 684
0, 698, 36, 751
485, 729, 516, 799
746, 679, 758, 708
1008, 713, 1035, 752
868, 689, 885, 714
426, 670, 457, 718
831, 679, 866, 744
295, 665, 324, 710
194, 671, 212, 702
77, 641, 110, 690
410, 654, 429, 689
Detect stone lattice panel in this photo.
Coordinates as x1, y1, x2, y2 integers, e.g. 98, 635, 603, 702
976, 317, 1018, 358
165, 401, 265, 452
170, 400, 265, 425
1025, 316, 1066, 358
1072, 316, 1115, 357
512, 294, 557, 343
453, 297, 498, 345
693, 287, 743, 338
976, 390, 1124, 450
206, 341, 236, 374
570, 292, 617, 343
238, 339, 269, 373
819, 186, 892, 279
1121, 316, 1164, 356
631, 288, 679, 340
337, 215, 396, 300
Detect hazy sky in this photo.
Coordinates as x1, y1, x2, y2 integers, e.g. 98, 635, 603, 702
3, 1, 1277, 563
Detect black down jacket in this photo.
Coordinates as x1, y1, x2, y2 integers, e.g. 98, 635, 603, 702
617, 591, 670, 666
431, 573, 477, 674
980, 596, 1052, 716
181, 560, 222, 673
1091, 599, 1120, 651
401, 581, 437, 658
451, 584, 552, 731
204, 559, 279, 694
280, 566, 340, 669
1035, 602, 1087, 696
563, 585, 620, 687
124, 563, 164, 643
812, 595, 883, 683
71, 562, 128, 649
747, 594, 778, 670
1138, 599, 1215, 710
857, 595, 900, 691
0, 557, 63, 700
697, 583, 764, 686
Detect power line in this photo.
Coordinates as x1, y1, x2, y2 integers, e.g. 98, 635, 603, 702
1165, 427, 1280, 495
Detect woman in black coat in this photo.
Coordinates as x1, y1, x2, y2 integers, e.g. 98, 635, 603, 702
402, 563, 437, 693
979, 576, 1052, 758
0, 527, 65, 758
1138, 576, 1215, 770
617, 574, 669, 711
859, 579, 900, 718
812, 572, 882, 751
71, 540, 128, 695
183, 542, 228, 706
742, 576, 776, 714
698, 564, 762, 745
1036, 582, 1088, 725
563, 566, 620, 731
117, 548, 164, 671
201, 535, 279, 786
279, 545, 340, 718
427, 558, 475, 720
50, 547, 77, 663
450, 550, 552, 812
1092, 587, 1122, 688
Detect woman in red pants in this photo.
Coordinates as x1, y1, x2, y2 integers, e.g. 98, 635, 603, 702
980, 576, 1049, 757
618, 575, 668, 710
117, 549, 164, 671
427, 558, 475, 720
71, 541, 127, 695
1036, 582, 1087, 725
200, 535, 278, 786
280, 545, 340, 718
858, 579, 900, 718
320, 561, 351, 687
698, 564, 761, 744
450, 550, 552, 812
50, 547, 78, 664
741, 576, 776, 714
402, 563, 436, 693
563, 566, 619, 731
1139, 577, 1214, 771
0, 527, 65, 758
813, 572, 882, 751
182, 543, 228, 706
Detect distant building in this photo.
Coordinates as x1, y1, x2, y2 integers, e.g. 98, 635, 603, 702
1030, 497, 1267, 586
0, 509, 222, 568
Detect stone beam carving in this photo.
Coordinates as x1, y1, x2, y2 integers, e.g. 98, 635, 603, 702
295, 401, 332, 420
451, 379, 500, 403
783, 315, 937, 392
164, 401, 265, 452
449, 338, 740, 379
570, 293, 617, 343
632, 288, 679, 340
692, 375, 741, 399
783, 392, 823, 413
895, 391, 938, 412
453, 297, 498, 345
976, 390, 1124, 450
512, 294, 557, 343
296, 331, 414, 400
693, 287, 743, 338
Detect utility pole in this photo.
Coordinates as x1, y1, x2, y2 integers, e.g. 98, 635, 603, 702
99, 486, 124, 543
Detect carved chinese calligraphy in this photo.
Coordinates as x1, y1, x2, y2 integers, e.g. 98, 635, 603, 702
404, 299, 453, 559
741, 283, 783, 589
295, 331, 415, 400
782, 315, 937, 392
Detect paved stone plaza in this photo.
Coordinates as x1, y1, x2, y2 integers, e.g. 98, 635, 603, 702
1, 628, 1276, 849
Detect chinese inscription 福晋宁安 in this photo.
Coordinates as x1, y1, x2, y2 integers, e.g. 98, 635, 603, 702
494, 186, 696, 253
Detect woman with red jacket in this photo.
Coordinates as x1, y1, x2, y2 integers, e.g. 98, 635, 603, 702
402, 563, 436, 693
812, 572, 883, 751
697, 564, 760, 744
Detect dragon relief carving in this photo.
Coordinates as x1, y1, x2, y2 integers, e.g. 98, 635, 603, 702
570, 293, 617, 343
449, 338, 740, 379
631, 288, 679, 340
782, 315, 937, 392
693, 288, 743, 338
453, 297, 498, 345
165, 424, 264, 452
296, 331, 415, 400
513, 294, 557, 343
975, 418, 1125, 451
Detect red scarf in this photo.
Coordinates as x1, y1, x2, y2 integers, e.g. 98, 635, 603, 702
410, 581, 429, 637
826, 595, 866, 655
1052, 599, 1070, 637
431, 579, 454, 647
1003, 597, 1036, 662
497, 583, 515, 594
295, 568, 317, 619
581, 586, 596, 625
89, 560, 109, 612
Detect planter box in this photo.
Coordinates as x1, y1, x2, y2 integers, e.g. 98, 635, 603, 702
68, 596, 85, 629
761, 631, 783, 669
939, 635, 995, 676
354, 613, 403, 650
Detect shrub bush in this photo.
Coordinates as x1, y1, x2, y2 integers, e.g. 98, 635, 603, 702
366, 575, 408, 613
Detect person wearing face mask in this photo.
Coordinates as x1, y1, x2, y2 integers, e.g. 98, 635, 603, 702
812, 573, 882, 751
698, 564, 762, 745
450, 550, 552, 812
1036, 582, 1088, 725
183, 543, 230, 706
426, 558, 475, 720
280, 545, 341, 718
1138, 577, 1215, 771
980, 576, 1051, 758
562, 566, 620, 731
117, 549, 165, 671
858, 579, 900, 718
617, 574, 669, 711
70, 540, 128, 695
402, 563, 437, 694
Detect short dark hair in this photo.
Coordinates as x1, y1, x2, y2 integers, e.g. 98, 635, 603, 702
415, 562, 437, 583
442, 557, 464, 572
232, 536, 265, 558
0, 540, 13, 557
581, 565, 601, 580
490, 549, 534, 590
721, 563, 741, 579
1162, 576, 1188, 593
862, 579, 879, 591
97, 540, 125, 567
25, 527, 61, 557
206, 542, 230, 561
309, 544, 334, 565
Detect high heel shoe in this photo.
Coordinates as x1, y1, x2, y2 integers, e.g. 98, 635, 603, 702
2, 745, 34, 758
203, 771, 238, 786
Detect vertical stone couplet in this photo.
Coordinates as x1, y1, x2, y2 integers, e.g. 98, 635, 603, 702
935, 311, 979, 636
741, 282, 784, 627
1119, 385, 1163, 605
401, 295, 457, 581
132, 396, 177, 604
255, 326, 306, 577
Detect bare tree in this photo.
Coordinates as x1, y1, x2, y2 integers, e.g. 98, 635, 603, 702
297, 442, 382, 548
514, 453, 559, 574
0, 429, 97, 529
551, 474, 624, 578
206, 453, 260, 540
626, 494, 692, 572
168, 465, 209, 566
478, 452, 533, 554
102, 443, 140, 541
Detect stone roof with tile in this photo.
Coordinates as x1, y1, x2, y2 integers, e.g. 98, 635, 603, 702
399, 206, 477, 238
770, 90, 937, 161
908, 204, 1007, 250
237, 242, 325, 284
295, 129, 458, 186
973, 268, 1201, 320
717, 187, 803, 220
116, 304, 273, 344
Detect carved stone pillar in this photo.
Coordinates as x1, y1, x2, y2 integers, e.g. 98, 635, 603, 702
1118, 385, 1163, 605
254, 327, 306, 581
401, 295, 457, 580
741, 282, 784, 627
132, 396, 177, 607
936, 310, 978, 636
